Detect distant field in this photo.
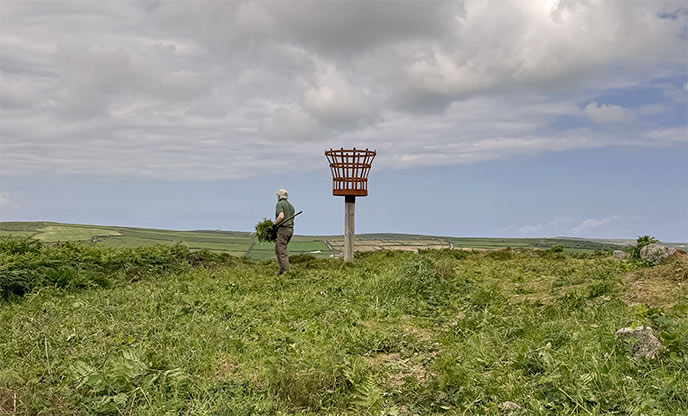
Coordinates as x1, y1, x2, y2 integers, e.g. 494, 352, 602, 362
248, 240, 333, 259
2, 221, 678, 259
33, 225, 121, 242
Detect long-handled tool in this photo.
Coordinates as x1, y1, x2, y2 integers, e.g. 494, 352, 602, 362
274, 210, 303, 229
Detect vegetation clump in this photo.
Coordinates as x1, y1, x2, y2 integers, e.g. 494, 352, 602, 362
629, 235, 660, 260
254, 218, 276, 242
0, 236, 236, 300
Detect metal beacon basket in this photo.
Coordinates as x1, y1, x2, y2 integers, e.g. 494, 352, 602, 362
324, 148, 376, 262
325, 148, 376, 197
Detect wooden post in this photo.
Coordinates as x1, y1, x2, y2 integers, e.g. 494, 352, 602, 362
344, 195, 355, 261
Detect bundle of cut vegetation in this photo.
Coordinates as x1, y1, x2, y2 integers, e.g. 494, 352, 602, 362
255, 218, 277, 242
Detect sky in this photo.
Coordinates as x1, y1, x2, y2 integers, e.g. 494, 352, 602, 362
0, 0, 687, 241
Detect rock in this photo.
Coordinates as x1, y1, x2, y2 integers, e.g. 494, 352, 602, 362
500, 402, 522, 412
615, 326, 662, 359
640, 244, 677, 265
613, 250, 627, 260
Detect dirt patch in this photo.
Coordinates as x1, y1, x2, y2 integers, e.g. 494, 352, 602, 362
402, 324, 433, 343
362, 352, 432, 386
0, 388, 18, 415
213, 357, 267, 390
213, 356, 240, 380
622, 256, 688, 308
362, 352, 401, 366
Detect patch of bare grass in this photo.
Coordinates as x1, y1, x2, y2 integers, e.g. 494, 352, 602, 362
213, 356, 240, 381
362, 352, 433, 387
622, 256, 688, 308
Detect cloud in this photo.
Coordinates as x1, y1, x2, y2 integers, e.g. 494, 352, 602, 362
516, 217, 571, 237
510, 215, 631, 238
583, 102, 635, 123
259, 106, 325, 142
0, 0, 686, 180
644, 127, 688, 144
572, 215, 625, 235
0, 193, 8, 207
302, 65, 376, 129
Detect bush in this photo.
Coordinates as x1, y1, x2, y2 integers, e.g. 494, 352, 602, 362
0, 239, 236, 301
486, 248, 514, 260
549, 244, 564, 253
0, 236, 42, 255
629, 235, 659, 260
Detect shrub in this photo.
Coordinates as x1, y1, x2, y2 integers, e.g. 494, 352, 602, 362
0, 241, 237, 301
486, 248, 514, 260
0, 236, 42, 255
549, 244, 564, 253
629, 235, 659, 260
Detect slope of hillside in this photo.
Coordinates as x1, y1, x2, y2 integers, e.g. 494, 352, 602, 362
1, 240, 686, 414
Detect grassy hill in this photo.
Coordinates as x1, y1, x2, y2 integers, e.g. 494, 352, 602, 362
1, 238, 686, 414
0, 222, 649, 260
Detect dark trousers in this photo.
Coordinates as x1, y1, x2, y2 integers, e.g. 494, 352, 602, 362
275, 227, 293, 273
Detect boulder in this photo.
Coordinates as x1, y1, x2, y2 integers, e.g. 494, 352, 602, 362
640, 244, 677, 265
613, 250, 627, 260
615, 326, 662, 359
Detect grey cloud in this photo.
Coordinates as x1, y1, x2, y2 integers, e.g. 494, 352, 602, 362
151, 1, 466, 56
583, 102, 635, 124
0, 0, 686, 180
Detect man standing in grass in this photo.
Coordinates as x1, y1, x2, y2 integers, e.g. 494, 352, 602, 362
274, 189, 295, 275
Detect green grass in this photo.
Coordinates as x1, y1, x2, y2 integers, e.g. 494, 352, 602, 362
250, 240, 330, 252
0, 223, 255, 254
1, 222, 643, 259
0, 230, 35, 237
1, 240, 687, 415
96, 236, 178, 248
33, 226, 121, 242
248, 240, 333, 260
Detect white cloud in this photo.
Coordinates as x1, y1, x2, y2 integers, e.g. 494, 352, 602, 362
583, 102, 635, 123
516, 218, 570, 237
514, 217, 571, 237
258, 106, 325, 142
644, 127, 688, 144
511, 215, 631, 238
0, 193, 8, 207
572, 215, 625, 235
303, 65, 376, 129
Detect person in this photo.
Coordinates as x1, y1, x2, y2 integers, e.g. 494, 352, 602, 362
274, 188, 295, 275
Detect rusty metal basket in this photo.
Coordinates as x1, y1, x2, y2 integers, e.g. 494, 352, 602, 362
325, 148, 376, 197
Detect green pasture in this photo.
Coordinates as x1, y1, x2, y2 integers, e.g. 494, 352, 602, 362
33, 225, 121, 242
0, 221, 671, 260
248, 240, 333, 259
0, 230, 34, 237
96, 236, 177, 248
